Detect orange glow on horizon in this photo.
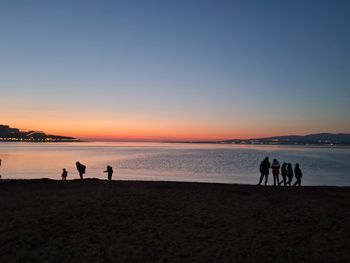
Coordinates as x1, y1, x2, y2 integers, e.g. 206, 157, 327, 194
2, 106, 346, 142
2, 121, 328, 142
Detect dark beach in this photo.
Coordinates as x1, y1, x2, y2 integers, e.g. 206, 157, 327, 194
0, 179, 349, 262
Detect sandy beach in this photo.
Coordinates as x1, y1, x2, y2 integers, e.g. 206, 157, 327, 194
0, 179, 349, 262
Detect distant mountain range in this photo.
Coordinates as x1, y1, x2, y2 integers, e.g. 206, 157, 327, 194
0, 124, 78, 142
222, 133, 350, 145
167, 133, 350, 145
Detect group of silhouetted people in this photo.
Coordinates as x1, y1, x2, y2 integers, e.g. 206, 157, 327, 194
258, 157, 303, 186
61, 161, 114, 181
59, 157, 304, 185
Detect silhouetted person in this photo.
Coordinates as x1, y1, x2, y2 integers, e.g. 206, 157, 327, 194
76, 161, 86, 180
293, 163, 302, 186
104, 165, 113, 181
257, 157, 270, 186
286, 163, 293, 186
279, 163, 287, 186
61, 168, 68, 180
271, 158, 280, 186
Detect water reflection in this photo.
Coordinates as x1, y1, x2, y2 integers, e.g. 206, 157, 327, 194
0, 142, 349, 186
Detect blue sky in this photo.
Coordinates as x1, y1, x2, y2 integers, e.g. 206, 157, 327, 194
0, 0, 349, 140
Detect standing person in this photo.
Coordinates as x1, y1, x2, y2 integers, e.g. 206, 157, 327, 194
271, 159, 280, 186
286, 163, 294, 186
257, 157, 270, 186
61, 168, 68, 180
279, 163, 287, 186
76, 161, 86, 180
104, 165, 113, 181
293, 163, 303, 186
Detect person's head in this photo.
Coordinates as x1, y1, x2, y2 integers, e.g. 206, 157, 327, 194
295, 163, 300, 168
288, 163, 292, 168
63, 168, 66, 172
76, 161, 80, 165
264, 157, 269, 161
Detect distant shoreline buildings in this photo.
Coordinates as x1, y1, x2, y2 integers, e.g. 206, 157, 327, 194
0, 125, 79, 142
166, 133, 350, 146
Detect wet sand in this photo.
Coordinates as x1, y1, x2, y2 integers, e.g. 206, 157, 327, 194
0, 179, 349, 262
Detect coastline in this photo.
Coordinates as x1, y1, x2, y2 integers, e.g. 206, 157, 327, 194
1, 179, 349, 262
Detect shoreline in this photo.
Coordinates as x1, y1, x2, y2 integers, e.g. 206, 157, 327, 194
0, 177, 350, 189
2, 140, 350, 147
1, 177, 350, 188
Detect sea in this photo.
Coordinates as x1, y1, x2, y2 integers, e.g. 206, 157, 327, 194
0, 142, 349, 186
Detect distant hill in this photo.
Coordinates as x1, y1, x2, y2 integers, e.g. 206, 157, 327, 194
222, 133, 350, 145
0, 124, 79, 142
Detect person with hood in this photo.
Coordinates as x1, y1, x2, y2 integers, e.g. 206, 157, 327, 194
271, 158, 280, 186
279, 163, 287, 186
293, 163, 303, 186
286, 163, 294, 186
104, 165, 113, 181
257, 157, 270, 186
76, 161, 86, 180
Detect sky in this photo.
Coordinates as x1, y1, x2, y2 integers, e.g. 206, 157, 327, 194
0, 0, 349, 141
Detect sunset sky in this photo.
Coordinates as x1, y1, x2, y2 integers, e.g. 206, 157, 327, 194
1, 0, 349, 141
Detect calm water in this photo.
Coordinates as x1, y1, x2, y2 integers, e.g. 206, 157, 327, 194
0, 142, 349, 186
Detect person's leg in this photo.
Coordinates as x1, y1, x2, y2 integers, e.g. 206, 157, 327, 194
264, 174, 268, 186
80, 172, 83, 180
293, 178, 300, 186
258, 173, 264, 185
273, 175, 276, 186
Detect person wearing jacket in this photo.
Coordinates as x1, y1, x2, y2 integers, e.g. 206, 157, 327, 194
293, 163, 303, 186
257, 157, 270, 186
61, 168, 68, 180
76, 161, 86, 180
104, 165, 113, 181
286, 163, 294, 186
279, 163, 287, 186
271, 159, 280, 186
